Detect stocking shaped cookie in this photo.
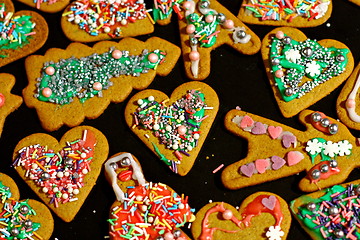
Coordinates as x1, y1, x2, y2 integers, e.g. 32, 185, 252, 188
125, 81, 219, 176
0, 73, 22, 137
105, 153, 195, 240
12, 126, 109, 222
222, 109, 360, 192
177, 0, 261, 80
23, 37, 180, 131
16, 0, 69, 13
237, 0, 332, 27
61, 0, 154, 42
191, 192, 291, 240
337, 62, 360, 130
291, 179, 360, 239
0, 0, 48, 68
0, 173, 53, 240
261, 27, 354, 118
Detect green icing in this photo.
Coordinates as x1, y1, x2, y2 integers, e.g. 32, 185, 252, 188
292, 184, 360, 239
0, 181, 11, 203
36, 49, 166, 105
269, 33, 349, 102
0, 4, 35, 53
152, 142, 172, 166
153, 0, 184, 22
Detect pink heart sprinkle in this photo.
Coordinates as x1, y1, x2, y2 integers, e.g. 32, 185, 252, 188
261, 195, 277, 210
282, 134, 296, 148
286, 151, 304, 166
268, 126, 283, 139
240, 115, 254, 129
255, 159, 269, 174
271, 156, 286, 170
251, 122, 266, 135
240, 162, 255, 178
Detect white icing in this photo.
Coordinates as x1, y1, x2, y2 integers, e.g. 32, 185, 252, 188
232, 27, 251, 44
190, 45, 199, 78
346, 72, 360, 122
104, 153, 146, 202
314, 1, 330, 19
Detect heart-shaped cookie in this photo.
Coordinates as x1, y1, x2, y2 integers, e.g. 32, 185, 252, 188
0, 73, 22, 137
191, 192, 291, 239
0, 173, 54, 239
349, 0, 360, 6
291, 179, 360, 240
337, 62, 360, 130
261, 27, 354, 118
0, 0, 48, 68
23, 37, 180, 131
178, 0, 261, 80
16, 0, 69, 13
105, 153, 195, 240
237, 0, 332, 27
124, 81, 219, 176
61, 0, 154, 42
12, 126, 109, 222
223, 109, 360, 192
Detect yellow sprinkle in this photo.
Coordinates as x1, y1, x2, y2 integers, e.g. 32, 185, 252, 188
62, 11, 73, 16
0, 222, 8, 226
33, 231, 43, 240
36, 161, 46, 171
163, 219, 172, 230
146, 11, 155, 24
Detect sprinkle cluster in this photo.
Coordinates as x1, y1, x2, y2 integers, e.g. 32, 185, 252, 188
64, 0, 148, 37
297, 184, 360, 239
13, 130, 95, 208
152, 0, 183, 22
269, 32, 349, 102
108, 182, 193, 240
33, 0, 59, 10
0, 3, 36, 56
133, 90, 211, 173
0, 182, 41, 240
36, 48, 166, 105
243, 0, 330, 22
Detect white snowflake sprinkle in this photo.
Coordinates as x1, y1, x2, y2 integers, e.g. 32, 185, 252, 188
285, 49, 301, 63
305, 61, 321, 77
337, 140, 352, 156
266, 225, 284, 240
323, 141, 340, 158
305, 138, 323, 155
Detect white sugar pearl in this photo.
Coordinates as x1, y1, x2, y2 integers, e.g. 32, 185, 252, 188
137, 99, 143, 105
148, 96, 155, 102
165, 125, 172, 132
82, 169, 88, 174
80, 152, 87, 158
187, 146, 193, 151
42, 187, 48, 193
62, 193, 69, 199
121, 19, 127, 25
104, 27, 111, 33
148, 216, 154, 223
193, 133, 200, 139
31, 163, 38, 169
73, 189, 80, 195
178, 203, 185, 209
87, 19, 93, 24
140, 205, 147, 212
179, 115, 185, 121
64, 172, 70, 177
172, 144, 179, 150
57, 172, 64, 178
74, 19, 80, 24
53, 187, 59, 193
136, 195, 143, 201
153, 124, 160, 131
68, 187, 73, 193
45, 157, 51, 163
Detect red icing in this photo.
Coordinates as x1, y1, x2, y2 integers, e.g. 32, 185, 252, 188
310, 112, 333, 134
110, 183, 193, 240
0, 93, 5, 107
118, 170, 133, 182
199, 195, 283, 240
307, 160, 340, 183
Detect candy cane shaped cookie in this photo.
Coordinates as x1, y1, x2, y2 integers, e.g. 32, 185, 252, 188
222, 109, 360, 192
105, 153, 196, 240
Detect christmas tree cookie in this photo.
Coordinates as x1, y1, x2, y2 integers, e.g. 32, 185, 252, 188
0, 173, 54, 239
261, 27, 354, 118
22, 37, 180, 131
105, 152, 195, 240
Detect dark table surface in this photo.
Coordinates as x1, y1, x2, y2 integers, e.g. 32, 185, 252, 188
0, 0, 360, 239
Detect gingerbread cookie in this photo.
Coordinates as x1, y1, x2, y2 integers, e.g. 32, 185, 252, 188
61, 0, 154, 42
238, 0, 332, 27
349, 0, 360, 6
16, 0, 69, 13
336, 62, 360, 130
261, 27, 354, 118
105, 152, 195, 240
0, 172, 54, 240
0, 0, 48, 68
12, 126, 109, 222
291, 179, 360, 239
0, 73, 22, 137
22, 37, 180, 131
124, 81, 219, 176
178, 0, 261, 80
222, 109, 360, 192
191, 192, 291, 240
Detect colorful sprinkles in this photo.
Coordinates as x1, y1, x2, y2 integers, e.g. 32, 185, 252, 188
242, 0, 330, 22
64, 0, 149, 37
108, 182, 194, 240
295, 184, 360, 239
0, 181, 42, 240
133, 89, 211, 173
152, 0, 183, 22
269, 30, 349, 102
35, 48, 166, 105
12, 130, 96, 208
0, 3, 36, 57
